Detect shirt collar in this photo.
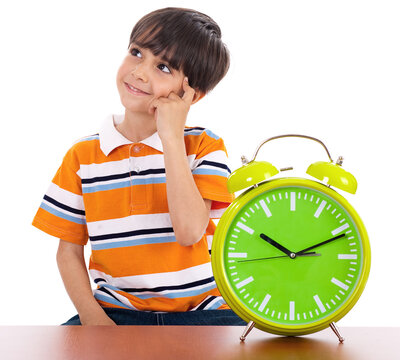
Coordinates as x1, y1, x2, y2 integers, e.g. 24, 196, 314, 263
99, 114, 164, 156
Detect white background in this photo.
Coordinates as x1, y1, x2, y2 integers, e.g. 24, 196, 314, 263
1, 0, 399, 326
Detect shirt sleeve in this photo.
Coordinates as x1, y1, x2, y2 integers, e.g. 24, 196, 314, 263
191, 129, 235, 220
32, 145, 88, 245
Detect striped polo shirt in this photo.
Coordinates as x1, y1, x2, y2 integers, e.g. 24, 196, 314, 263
33, 114, 234, 312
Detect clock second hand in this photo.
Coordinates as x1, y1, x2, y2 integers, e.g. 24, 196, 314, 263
237, 252, 321, 263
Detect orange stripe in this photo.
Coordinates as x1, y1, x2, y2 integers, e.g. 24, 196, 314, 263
90, 237, 211, 277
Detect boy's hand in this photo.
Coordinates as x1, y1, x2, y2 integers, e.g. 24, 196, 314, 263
149, 77, 195, 142
80, 310, 117, 326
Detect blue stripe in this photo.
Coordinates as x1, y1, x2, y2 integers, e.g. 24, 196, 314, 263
76, 135, 100, 143
192, 169, 228, 177
184, 129, 220, 140
132, 177, 166, 185
184, 130, 203, 137
92, 236, 176, 250
208, 298, 225, 310
93, 292, 133, 309
82, 180, 130, 194
82, 177, 166, 194
97, 283, 217, 300
40, 202, 86, 224
205, 129, 220, 140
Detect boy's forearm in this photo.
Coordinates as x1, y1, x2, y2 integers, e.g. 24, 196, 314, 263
163, 138, 210, 246
56, 244, 104, 320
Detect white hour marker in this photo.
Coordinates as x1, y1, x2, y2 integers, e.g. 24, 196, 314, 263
236, 222, 254, 235
331, 223, 349, 235
258, 293, 271, 312
314, 200, 327, 218
338, 254, 358, 260
228, 253, 248, 258
289, 301, 295, 320
313, 295, 326, 313
236, 276, 254, 289
259, 200, 272, 218
331, 277, 349, 291
290, 192, 296, 211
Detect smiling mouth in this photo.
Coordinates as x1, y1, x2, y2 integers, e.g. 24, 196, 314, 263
124, 82, 150, 95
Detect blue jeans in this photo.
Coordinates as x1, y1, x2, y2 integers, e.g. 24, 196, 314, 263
61, 308, 247, 326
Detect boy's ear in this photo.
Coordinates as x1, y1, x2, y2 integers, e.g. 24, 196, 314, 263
191, 91, 206, 105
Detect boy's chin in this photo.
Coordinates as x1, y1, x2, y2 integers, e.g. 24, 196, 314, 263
123, 106, 155, 119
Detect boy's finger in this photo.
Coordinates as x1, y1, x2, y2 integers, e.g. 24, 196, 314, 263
182, 77, 195, 103
167, 92, 181, 101
148, 98, 159, 114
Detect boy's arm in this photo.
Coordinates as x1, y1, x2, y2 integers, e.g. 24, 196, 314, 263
151, 78, 211, 246
56, 239, 116, 325
163, 138, 212, 246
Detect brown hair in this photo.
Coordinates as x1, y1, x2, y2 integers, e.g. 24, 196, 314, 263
128, 7, 230, 93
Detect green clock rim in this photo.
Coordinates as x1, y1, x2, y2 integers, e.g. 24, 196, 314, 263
212, 178, 371, 336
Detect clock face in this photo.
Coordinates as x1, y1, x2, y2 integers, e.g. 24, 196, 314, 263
214, 180, 369, 333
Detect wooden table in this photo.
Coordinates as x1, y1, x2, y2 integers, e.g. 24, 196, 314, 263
0, 326, 397, 359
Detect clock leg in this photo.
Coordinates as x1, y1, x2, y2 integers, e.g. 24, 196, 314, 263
329, 322, 345, 343
240, 321, 255, 341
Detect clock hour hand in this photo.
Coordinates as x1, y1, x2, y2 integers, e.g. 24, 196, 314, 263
260, 233, 296, 259
296, 233, 346, 255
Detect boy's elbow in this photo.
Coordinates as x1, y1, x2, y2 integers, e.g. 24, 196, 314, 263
175, 228, 205, 247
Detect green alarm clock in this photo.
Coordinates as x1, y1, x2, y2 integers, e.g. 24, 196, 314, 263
212, 135, 370, 342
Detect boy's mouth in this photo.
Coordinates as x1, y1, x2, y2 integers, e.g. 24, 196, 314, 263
124, 82, 150, 95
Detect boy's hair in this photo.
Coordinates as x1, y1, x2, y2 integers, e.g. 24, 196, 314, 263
128, 7, 230, 94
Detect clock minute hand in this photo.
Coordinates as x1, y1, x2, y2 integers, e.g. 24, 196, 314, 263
260, 233, 296, 259
296, 233, 346, 255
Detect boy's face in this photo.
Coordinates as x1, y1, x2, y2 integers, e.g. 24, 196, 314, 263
116, 44, 193, 116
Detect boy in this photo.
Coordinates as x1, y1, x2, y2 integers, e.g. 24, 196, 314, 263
33, 7, 245, 326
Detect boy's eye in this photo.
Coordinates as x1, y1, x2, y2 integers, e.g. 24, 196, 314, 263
130, 48, 142, 58
158, 63, 171, 74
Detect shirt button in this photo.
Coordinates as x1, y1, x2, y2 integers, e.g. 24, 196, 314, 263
133, 166, 141, 173
133, 145, 141, 153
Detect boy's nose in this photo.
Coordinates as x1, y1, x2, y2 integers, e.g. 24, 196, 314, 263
131, 65, 148, 83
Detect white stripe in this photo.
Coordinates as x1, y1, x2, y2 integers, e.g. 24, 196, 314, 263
210, 207, 228, 219
313, 295, 326, 313
42, 198, 85, 220
90, 262, 213, 290
228, 253, 248, 258
87, 212, 172, 236
236, 222, 254, 234
81, 171, 166, 191
314, 200, 327, 218
46, 182, 85, 211
331, 277, 349, 290
91, 231, 175, 246
201, 296, 225, 310
331, 223, 350, 235
206, 235, 213, 250
290, 192, 296, 211
79, 155, 164, 179
259, 200, 272, 218
258, 294, 271, 312
94, 288, 139, 310
338, 254, 357, 260
236, 276, 254, 289
190, 150, 228, 170
290, 301, 295, 320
